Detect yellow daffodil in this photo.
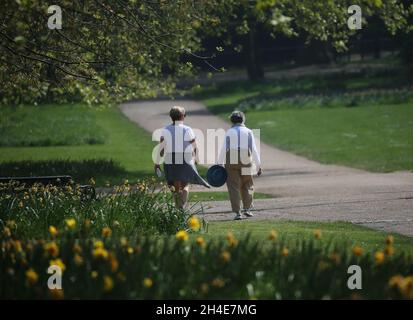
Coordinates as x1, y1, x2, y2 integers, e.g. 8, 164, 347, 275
93, 247, 109, 260
226, 232, 238, 247
314, 229, 322, 240
25, 268, 39, 285
195, 236, 205, 248
268, 229, 278, 241
102, 227, 112, 238
127, 247, 134, 255
44, 241, 59, 258
211, 278, 225, 288
3, 227, 11, 237
330, 252, 341, 265
65, 218, 76, 230
200, 283, 209, 294
352, 246, 363, 257
143, 277, 153, 288
188, 216, 200, 231
50, 258, 66, 273
84, 219, 92, 229
74, 254, 84, 266
219, 250, 231, 263
49, 289, 64, 300
176, 230, 189, 242
388, 275, 413, 299
91, 271, 98, 279
6, 220, 16, 229
48, 225, 58, 237
73, 243, 82, 254
375, 251, 385, 265
109, 253, 119, 273
282, 247, 289, 257
399, 276, 413, 299
94, 240, 104, 249
388, 275, 404, 288
120, 237, 128, 247
13, 240, 23, 252
386, 235, 394, 246
103, 276, 114, 292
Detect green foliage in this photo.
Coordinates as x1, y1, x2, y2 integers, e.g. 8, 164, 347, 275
1, 181, 412, 299
0, 104, 107, 147
1, 1, 411, 103
0, 1, 218, 106
0, 180, 196, 238
202, 0, 411, 55
1, 226, 412, 299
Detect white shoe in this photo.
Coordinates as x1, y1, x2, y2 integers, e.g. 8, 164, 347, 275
243, 209, 254, 217
234, 213, 242, 220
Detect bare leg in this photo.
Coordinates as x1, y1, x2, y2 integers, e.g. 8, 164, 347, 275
181, 183, 189, 209
173, 181, 189, 209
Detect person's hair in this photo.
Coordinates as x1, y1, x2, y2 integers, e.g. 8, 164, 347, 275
230, 110, 245, 124
170, 106, 186, 122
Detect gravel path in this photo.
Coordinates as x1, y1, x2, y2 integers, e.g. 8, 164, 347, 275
120, 100, 413, 237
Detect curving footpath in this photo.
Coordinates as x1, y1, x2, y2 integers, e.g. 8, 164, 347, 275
120, 100, 413, 237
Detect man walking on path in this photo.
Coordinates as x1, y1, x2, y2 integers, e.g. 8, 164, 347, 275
218, 111, 262, 220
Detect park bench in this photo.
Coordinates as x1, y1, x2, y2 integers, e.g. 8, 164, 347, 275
0, 175, 96, 200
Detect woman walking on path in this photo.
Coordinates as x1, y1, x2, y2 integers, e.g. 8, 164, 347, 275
155, 106, 210, 208
218, 111, 262, 220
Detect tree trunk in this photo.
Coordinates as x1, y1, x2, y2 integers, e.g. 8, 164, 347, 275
244, 27, 264, 81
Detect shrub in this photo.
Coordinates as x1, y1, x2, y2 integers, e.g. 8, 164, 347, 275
0, 180, 197, 238
0, 227, 412, 299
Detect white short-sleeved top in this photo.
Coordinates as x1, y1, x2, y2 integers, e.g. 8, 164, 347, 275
161, 121, 195, 153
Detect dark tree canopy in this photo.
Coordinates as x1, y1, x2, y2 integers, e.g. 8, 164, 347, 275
0, 0, 219, 105
0, 0, 411, 105
198, 0, 412, 80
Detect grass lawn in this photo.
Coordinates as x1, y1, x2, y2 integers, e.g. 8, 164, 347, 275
0, 104, 156, 185
245, 104, 413, 172
204, 220, 413, 255
196, 71, 413, 172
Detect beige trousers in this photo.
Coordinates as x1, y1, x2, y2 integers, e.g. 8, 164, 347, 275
225, 162, 254, 214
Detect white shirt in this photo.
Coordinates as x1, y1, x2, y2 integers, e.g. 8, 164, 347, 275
161, 121, 196, 153
155, 121, 196, 165
217, 124, 261, 167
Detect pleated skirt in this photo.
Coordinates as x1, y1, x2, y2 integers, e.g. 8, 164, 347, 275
163, 153, 210, 188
